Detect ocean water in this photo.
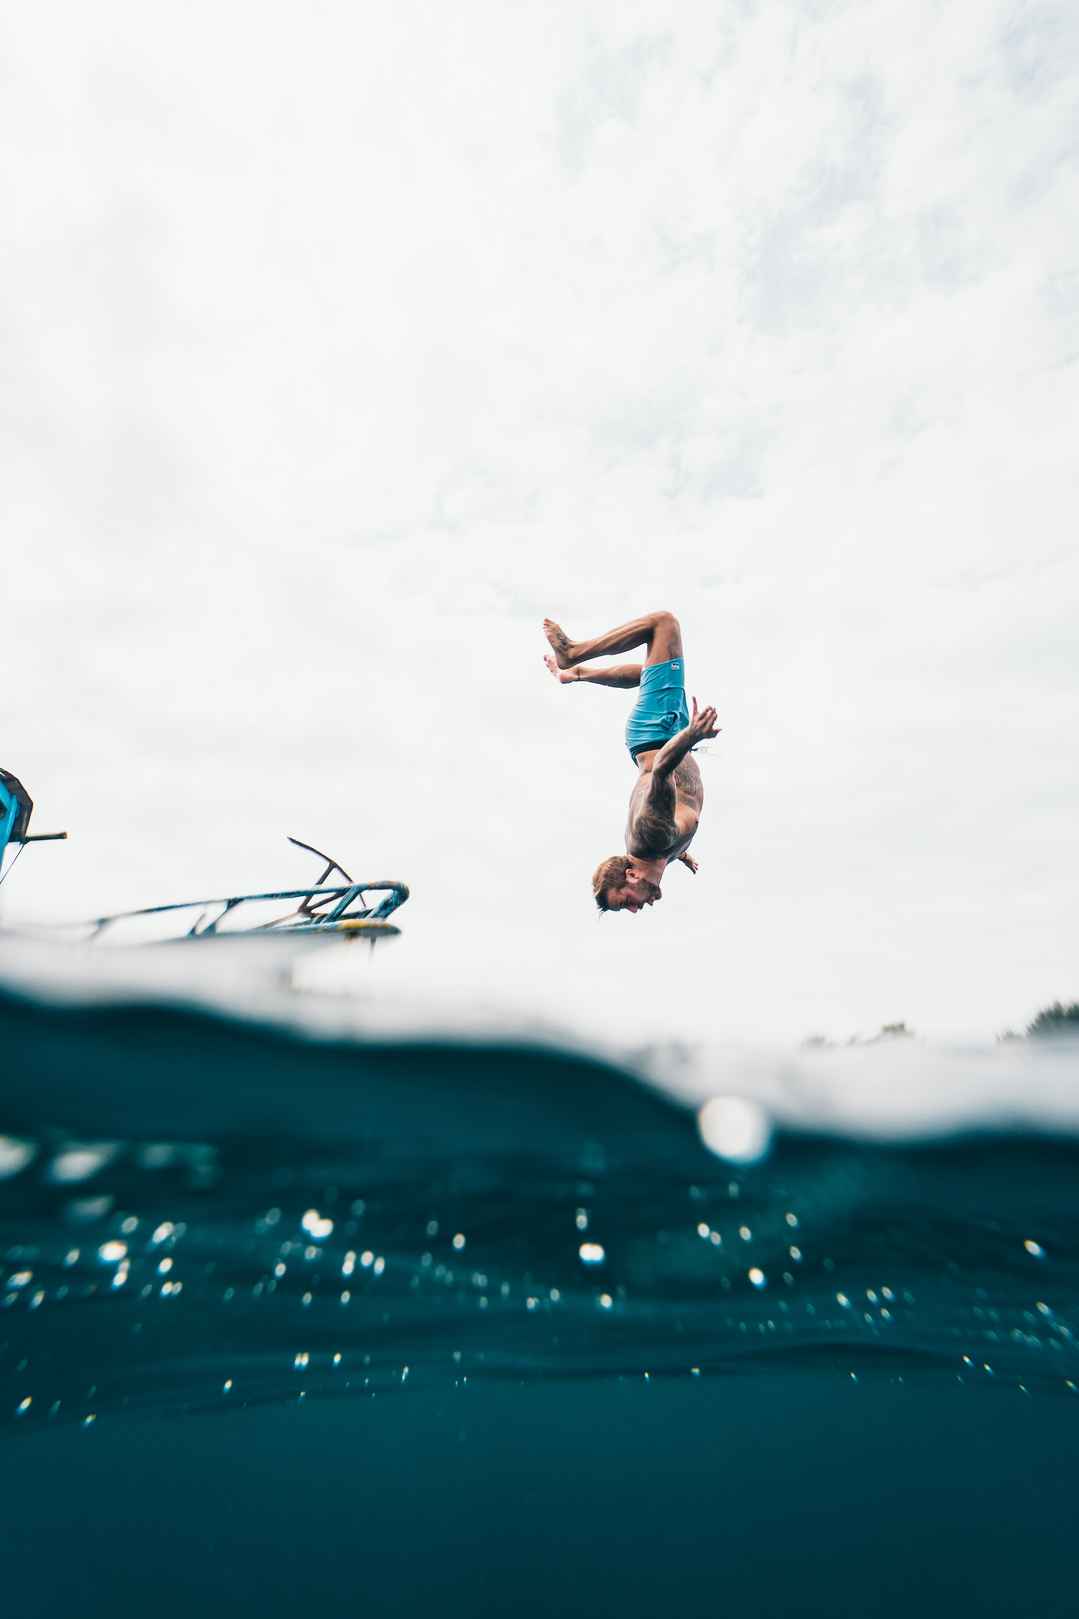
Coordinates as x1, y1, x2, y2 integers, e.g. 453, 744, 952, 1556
3, 972, 1079, 1616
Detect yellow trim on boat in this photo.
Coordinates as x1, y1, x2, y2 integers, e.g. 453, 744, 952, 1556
334, 919, 401, 939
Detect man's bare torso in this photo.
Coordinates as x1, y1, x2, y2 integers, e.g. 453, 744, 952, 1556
626, 750, 704, 863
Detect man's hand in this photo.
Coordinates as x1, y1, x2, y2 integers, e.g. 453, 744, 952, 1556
653, 697, 721, 779
688, 697, 721, 741
678, 851, 699, 874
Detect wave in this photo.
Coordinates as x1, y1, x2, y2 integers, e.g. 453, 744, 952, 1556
3, 977, 1079, 1440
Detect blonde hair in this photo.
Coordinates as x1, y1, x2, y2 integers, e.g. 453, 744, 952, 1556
592, 855, 631, 911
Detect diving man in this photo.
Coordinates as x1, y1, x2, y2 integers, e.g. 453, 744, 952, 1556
543, 610, 720, 913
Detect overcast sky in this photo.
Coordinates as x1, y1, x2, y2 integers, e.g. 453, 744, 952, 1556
3, 0, 1077, 1043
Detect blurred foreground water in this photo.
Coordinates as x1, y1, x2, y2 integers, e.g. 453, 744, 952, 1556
2, 955, 1079, 1617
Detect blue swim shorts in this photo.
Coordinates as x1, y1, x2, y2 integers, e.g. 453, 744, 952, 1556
625, 658, 690, 762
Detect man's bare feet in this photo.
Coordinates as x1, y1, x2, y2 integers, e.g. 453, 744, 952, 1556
544, 654, 577, 684
543, 619, 575, 668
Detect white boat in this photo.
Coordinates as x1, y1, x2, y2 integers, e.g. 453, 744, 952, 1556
0, 768, 409, 948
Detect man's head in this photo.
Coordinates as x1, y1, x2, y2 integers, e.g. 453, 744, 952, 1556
592, 855, 663, 913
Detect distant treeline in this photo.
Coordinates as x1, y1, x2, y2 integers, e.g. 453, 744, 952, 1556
1013, 1001, 1079, 1040
802, 1023, 914, 1050
803, 1004, 1079, 1048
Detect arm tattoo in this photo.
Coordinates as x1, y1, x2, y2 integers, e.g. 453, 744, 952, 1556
646, 770, 677, 822
631, 772, 678, 853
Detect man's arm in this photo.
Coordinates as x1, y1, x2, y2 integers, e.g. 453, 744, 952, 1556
652, 698, 720, 779
625, 764, 677, 854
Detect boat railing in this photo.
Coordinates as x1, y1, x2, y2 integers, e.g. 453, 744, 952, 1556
86, 880, 411, 940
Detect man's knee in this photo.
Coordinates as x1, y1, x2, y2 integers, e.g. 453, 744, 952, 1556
645, 610, 683, 663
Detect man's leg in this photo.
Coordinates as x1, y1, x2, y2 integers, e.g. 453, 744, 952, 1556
545, 658, 642, 688
543, 611, 682, 669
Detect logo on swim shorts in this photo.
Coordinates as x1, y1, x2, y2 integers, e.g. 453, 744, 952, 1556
671, 662, 680, 670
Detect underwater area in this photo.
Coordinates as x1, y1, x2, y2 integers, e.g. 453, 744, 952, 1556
3, 979, 1079, 1617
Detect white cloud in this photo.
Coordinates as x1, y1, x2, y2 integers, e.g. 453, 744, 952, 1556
2, 0, 1077, 1040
